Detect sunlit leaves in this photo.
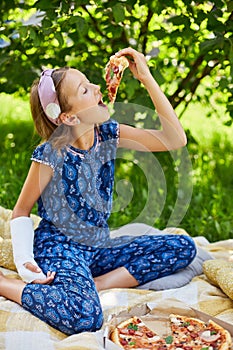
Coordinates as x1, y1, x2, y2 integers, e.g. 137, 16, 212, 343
0, 0, 232, 123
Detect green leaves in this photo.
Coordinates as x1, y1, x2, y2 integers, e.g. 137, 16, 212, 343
54, 31, 64, 47
112, 4, 125, 23
199, 35, 224, 54
227, 1, 233, 11
167, 15, 191, 28
0, 0, 232, 125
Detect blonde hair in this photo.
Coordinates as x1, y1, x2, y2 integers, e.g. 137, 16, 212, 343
30, 67, 74, 149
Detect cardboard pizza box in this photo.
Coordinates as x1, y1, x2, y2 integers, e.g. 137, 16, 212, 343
103, 298, 233, 349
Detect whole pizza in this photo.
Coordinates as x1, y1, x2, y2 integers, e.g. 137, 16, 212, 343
110, 314, 232, 349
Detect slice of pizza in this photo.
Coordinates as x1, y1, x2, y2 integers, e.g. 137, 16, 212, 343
169, 314, 232, 350
105, 55, 129, 103
110, 316, 167, 349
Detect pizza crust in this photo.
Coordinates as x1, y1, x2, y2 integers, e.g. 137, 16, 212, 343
110, 317, 135, 348
110, 330, 124, 348
169, 313, 206, 327
108, 55, 129, 71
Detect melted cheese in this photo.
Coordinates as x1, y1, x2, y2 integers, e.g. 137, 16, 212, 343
147, 335, 161, 342
170, 317, 181, 325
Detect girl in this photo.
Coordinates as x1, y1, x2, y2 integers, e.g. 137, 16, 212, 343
0, 48, 196, 335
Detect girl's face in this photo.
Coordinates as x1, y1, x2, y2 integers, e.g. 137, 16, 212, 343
62, 68, 110, 125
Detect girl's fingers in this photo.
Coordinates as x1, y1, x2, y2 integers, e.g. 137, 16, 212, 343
116, 47, 138, 57
32, 271, 56, 285
115, 48, 150, 80
23, 262, 42, 273
47, 271, 56, 279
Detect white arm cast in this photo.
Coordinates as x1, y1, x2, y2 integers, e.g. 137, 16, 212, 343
10, 216, 46, 283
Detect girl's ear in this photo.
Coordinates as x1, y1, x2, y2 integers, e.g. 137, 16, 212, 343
60, 113, 80, 125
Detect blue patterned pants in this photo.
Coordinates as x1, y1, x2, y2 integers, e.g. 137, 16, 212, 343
21, 227, 196, 335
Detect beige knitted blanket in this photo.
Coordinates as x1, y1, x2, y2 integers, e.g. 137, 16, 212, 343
0, 206, 233, 350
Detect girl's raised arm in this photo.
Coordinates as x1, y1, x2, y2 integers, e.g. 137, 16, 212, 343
116, 47, 187, 152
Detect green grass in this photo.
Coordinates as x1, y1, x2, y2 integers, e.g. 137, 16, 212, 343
0, 93, 232, 242
183, 136, 233, 242
0, 93, 39, 212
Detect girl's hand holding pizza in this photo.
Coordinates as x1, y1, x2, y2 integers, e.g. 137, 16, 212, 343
115, 47, 151, 83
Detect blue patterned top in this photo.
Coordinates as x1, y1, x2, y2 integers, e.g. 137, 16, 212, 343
31, 119, 120, 247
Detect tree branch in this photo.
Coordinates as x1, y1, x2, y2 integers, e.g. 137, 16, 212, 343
172, 61, 219, 110
169, 54, 205, 107
81, 5, 106, 39
141, 8, 154, 53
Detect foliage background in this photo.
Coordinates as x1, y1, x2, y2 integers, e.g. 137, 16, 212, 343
0, 0, 233, 242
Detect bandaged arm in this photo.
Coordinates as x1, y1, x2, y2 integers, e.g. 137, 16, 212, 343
10, 216, 46, 283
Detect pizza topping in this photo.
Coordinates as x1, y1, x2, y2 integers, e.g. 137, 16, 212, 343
120, 328, 131, 335
199, 330, 221, 343
146, 331, 156, 338
190, 331, 199, 338
179, 334, 188, 341
165, 335, 173, 344
147, 335, 161, 342
127, 323, 138, 331
187, 324, 195, 331
170, 316, 181, 325
128, 341, 136, 346
134, 330, 144, 337
113, 66, 119, 74
128, 329, 136, 336
120, 338, 128, 346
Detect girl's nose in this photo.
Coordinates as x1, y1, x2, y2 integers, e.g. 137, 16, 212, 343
94, 84, 100, 94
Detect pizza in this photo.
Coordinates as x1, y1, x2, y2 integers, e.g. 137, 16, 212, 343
110, 316, 166, 349
169, 314, 232, 350
105, 55, 129, 103
110, 314, 232, 349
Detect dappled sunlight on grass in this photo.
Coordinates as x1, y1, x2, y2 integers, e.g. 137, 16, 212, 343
180, 102, 233, 147
0, 93, 38, 212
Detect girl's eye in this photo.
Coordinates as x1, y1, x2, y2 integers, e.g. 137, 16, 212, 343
83, 88, 87, 94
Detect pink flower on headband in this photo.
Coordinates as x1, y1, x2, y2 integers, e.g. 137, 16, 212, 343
38, 69, 61, 125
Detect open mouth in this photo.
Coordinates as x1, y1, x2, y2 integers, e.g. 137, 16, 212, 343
98, 98, 107, 108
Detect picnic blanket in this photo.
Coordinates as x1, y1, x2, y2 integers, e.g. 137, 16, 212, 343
0, 206, 233, 350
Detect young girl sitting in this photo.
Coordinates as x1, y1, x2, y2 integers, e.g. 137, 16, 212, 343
0, 47, 196, 335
